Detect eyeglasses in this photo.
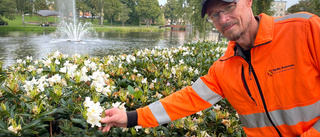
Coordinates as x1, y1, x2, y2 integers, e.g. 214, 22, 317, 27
207, 0, 240, 22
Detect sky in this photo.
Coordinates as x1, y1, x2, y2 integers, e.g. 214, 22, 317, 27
158, 0, 300, 10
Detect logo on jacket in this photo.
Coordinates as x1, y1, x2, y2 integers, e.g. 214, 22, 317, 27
267, 64, 294, 77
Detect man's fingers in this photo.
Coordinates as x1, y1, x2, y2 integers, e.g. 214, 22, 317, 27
102, 123, 114, 132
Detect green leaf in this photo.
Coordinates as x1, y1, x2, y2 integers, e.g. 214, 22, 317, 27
39, 108, 57, 117
41, 116, 54, 121
133, 91, 143, 99
23, 119, 41, 130
71, 118, 84, 124
0, 121, 6, 129
128, 85, 135, 94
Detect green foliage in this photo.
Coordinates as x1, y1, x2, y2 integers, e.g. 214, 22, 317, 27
135, 0, 161, 26
164, 0, 179, 24
287, 0, 320, 16
252, 0, 275, 16
104, 0, 122, 26
119, 4, 132, 26
0, 0, 15, 23
0, 41, 244, 136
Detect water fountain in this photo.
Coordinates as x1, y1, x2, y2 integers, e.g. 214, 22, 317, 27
53, 0, 97, 42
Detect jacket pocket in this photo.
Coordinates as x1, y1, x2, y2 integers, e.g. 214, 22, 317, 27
241, 65, 257, 105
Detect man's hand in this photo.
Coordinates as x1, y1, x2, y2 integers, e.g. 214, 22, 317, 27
99, 108, 127, 132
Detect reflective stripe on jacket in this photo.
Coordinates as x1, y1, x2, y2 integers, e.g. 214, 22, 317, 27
136, 12, 320, 137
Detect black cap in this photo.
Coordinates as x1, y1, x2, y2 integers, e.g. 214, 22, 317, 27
201, 0, 235, 18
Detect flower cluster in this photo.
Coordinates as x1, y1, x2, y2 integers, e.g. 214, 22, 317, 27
83, 97, 104, 128
0, 41, 242, 136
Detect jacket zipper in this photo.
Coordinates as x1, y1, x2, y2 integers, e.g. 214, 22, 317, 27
250, 65, 282, 137
241, 65, 257, 105
243, 56, 282, 137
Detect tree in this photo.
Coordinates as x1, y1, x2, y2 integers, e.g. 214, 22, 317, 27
33, 0, 50, 12
120, 0, 140, 25
135, 0, 161, 26
119, 3, 131, 26
164, 0, 179, 24
287, 0, 320, 16
0, 0, 15, 23
252, 0, 275, 16
77, 0, 90, 22
15, 0, 33, 26
104, 0, 121, 26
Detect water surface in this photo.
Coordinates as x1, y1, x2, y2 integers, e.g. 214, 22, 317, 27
0, 30, 220, 67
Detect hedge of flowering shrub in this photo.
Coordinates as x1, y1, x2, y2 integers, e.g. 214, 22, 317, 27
0, 41, 245, 137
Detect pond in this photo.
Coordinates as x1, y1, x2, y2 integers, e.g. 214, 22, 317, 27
0, 30, 221, 67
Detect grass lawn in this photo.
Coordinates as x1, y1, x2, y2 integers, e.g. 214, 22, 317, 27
0, 15, 166, 32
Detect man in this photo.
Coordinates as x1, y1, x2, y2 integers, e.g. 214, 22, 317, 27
100, 0, 320, 136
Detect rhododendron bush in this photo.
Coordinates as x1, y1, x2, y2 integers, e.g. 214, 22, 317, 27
0, 41, 244, 136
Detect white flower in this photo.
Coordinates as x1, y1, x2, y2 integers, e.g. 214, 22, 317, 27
102, 85, 112, 96
23, 81, 33, 92
37, 83, 45, 92
80, 75, 91, 82
112, 102, 126, 111
17, 59, 22, 64
36, 68, 43, 74
213, 104, 221, 110
122, 127, 129, 132
134, 126, 142, 131
194, 69, 199, 75
30, 77, 38, 85
27, 65, 35, 72
84, 60, 91, 66
133, 68, 138, 73
55, 59, 60, 65
84, 98, 104, 128
53, 51, 60, 58
137, 73, 141, 77
81, 66, 88, 74
141, 78, 147, 84
156, 93, 163, 99
8, 125, 21, 134
26, 56, 32, 61
95, 84, 104, 93
171, 67, 176, 74
43, 59, 52, 67
49, 74, 61, 84
152, 78, 157, 83
83, 97, 94, 107
59, 66, 67, 73
179, 59, 184, 65
196, 111, 203, 116
89, 62, 97, 71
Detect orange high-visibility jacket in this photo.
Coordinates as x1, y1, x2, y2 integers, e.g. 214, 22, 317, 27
136, 12, 320, 137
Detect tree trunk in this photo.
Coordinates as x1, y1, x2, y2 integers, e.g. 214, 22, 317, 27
100, 9, 103, 27
111, 17, 113, 26
22, 11, 25, 26
83, 11, 85, 22
122, 22, 124, 26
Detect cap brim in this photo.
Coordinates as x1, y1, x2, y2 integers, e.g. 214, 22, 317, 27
201, 0, 235, 18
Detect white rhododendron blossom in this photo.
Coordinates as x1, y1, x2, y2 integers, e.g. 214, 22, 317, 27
213, 104, 221, 111
141, 78, 147, 84
17, 59, 22, 64
8, 125, 21, 134
83, 97, 104, 128
112, 102, 126, 111
133, 68, 138, 73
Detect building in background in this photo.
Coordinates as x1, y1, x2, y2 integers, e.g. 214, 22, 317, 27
272, 0, 287, 17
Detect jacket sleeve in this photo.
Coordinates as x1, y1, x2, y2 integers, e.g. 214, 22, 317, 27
301, 14, 320, 137
136, 62, 224, 127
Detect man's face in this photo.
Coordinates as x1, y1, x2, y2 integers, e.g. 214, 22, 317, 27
206, 0, 252, 41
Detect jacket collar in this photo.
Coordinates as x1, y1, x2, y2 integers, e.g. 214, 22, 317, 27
219, 13, 274, 61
